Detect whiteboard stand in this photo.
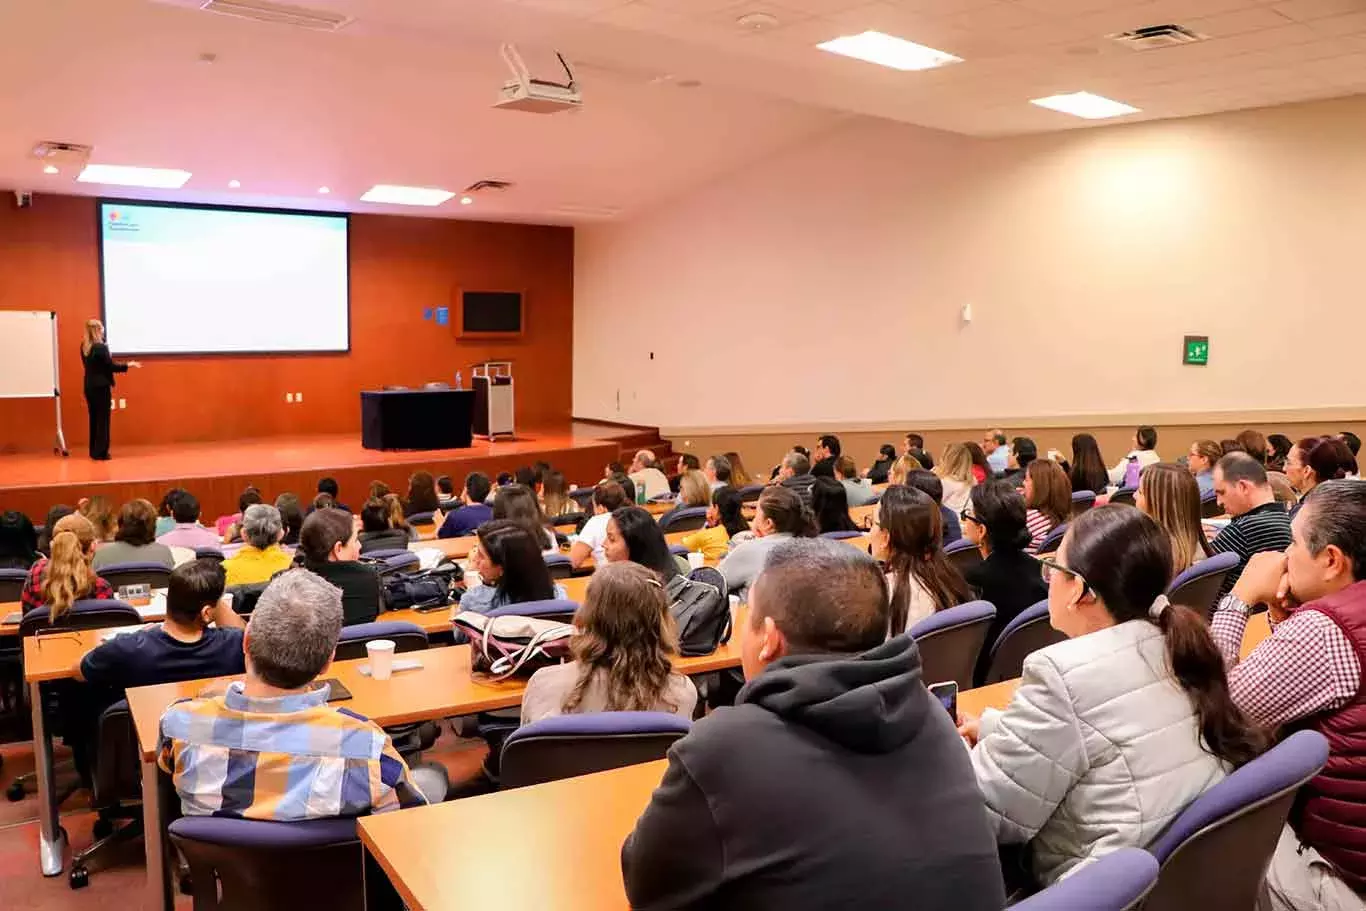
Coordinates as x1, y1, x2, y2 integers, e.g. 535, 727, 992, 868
0, 310, 68, 456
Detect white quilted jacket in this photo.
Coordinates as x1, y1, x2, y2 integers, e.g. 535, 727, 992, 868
969, 619, 1229, 885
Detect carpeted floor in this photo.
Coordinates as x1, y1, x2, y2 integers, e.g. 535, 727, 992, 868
0, 730, 490, 911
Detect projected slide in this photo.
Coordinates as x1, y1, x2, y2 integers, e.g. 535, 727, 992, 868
98, 202, 349, 355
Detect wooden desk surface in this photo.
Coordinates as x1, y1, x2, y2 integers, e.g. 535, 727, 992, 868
409, 535, 478, 559
359, 761, 666, 911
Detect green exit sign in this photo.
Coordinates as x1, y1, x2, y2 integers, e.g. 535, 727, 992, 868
1183, 335, 1210, 366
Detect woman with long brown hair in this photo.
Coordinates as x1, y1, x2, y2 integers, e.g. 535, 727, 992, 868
958, 506, 1266, 887
1136, 463, 1212, 576
1068, 433, 1109, 496
520, 561, 697, 723
404, 471, 440, 517
78, 495, 116, 544
80, 318, 141, 460
723, 451, 752, 488
1024, 460, 1071, 554
20, 513, 114, 619
539, 470, 575, 517
933, 443, 976, 513
870, 485, 971, 634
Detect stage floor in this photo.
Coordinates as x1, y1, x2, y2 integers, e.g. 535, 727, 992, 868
0, 422, 662, 520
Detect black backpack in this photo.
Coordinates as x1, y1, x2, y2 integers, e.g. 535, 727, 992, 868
381, 564, 459, 611
665, 571, 731, 657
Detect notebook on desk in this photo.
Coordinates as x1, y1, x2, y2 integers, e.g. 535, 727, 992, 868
2, 611, 20, 626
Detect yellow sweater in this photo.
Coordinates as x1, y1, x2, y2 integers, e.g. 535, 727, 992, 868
680, 526, 731, 561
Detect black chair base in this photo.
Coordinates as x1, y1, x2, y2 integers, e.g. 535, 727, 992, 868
70, 808, 143, 889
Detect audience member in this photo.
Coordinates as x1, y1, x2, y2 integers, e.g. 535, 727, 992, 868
405, 471, 440, 516
37, 504, 75, 556
299, 508, 381, 627
676, 469, 711, 508
459, 520, 565, 612
80, 559, 245, 700
811, 476, 859, 535
906, 469, 962, 544
871, 485, 972, 634
1023, 460, 1071, 554
628, 450, 671, 501
0, 510, 39, 570
358, 498, 411, 553
1187, 439, 1223, 497
703, 454, 732, 491
434, 472, 494, 539
1109, 425, 1161, 486
21, 513, 112, 617
92, 499, 175, 571
887, 453, 924, 487
275, 492, 304, 546
1267, 433, 1294, 473
722, 450, 753, 487
314, 476, 350, 512
622, 538, 1005, 911
1221, 438, 1244, 455
522, 562, 696, 725
1001, 436, 1037, 487
1236, 429, 1270, 465
965, 441, 991, 484
904, 432, 935, 470
311, 493, 336, 513
933, 443, 976, 513
603, 462, 624, 480
1068, 433, 1110, 496
675, 453, 701, 479
158, 569, 439, 818
1210, 453, 1293, 597
1287, 436, 1359, 518
569, 481, 630, 569
155, 488, 187, 538
222, 504, 293, 587
493, 483, 557, 552
1338, 430, 1362, 459
496, 470, 516, 488
983, 429, 1010, 474
960, 506, 1263, 887
866, 444, 897, 485
775, 450, 817, 505
836, 455, 877, 506
719, 486, 816, 599
961, 480, 1047, 684
1211, 480, 1366, 909
811, 434, 841, 478
380, 494, 416, 541
436, 475, 458, 509
605, 506, 687, 580
217, 486, 263, 538
79, 495, 116, 543
539, 470, 576, 517
681, 486, 747, 561
1136, 463, 1212, 576
156, 492, 221, 551
369, 480, 392, 500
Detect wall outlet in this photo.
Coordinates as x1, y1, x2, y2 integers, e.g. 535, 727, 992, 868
117, 398, 126, 409
286, 393, 294, 403
295, 391, 304, 403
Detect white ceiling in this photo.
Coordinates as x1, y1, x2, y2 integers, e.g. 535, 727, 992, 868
2, 0, 1364, 223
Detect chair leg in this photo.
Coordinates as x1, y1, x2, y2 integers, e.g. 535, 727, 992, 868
69, 815, 144, 888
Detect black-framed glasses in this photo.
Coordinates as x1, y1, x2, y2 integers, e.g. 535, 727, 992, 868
1038, 557, 1088, 593
959, 507, 985, 525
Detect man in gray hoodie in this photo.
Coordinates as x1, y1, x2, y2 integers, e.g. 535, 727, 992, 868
621, 538, 1005, 911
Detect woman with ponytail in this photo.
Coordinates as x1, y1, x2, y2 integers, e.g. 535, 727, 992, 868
20, 513, 115, 619
870, 485, 971, 634
958, 506, 1266, 888
718, 485, 816, 600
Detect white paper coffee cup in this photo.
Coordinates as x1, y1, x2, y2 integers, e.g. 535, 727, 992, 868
687, 552, 706, 569
463, 570, 483, 589
367, 639, 396, 681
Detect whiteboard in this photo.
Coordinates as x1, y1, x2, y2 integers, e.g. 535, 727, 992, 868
0, 310, 59, 398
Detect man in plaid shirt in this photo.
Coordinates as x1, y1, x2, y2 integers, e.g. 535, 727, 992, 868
159, 569, 438, 819
1211, 480, 1366, 911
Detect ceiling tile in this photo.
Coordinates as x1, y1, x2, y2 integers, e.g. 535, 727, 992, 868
1186, 7, 1296, 37
1307, 10, 1366, 34
515, 0, 631, 15
941, 2, 1049, 32
1270, 0, 1366, 23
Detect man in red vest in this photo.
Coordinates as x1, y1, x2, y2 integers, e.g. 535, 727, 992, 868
1211, 479, 1366, 911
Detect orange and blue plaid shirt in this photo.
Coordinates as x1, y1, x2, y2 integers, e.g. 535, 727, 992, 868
157, 681, 427, 820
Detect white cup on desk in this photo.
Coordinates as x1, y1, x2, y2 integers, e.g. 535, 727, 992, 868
687, 552, 706, 570
367, 639, 396, 681
463, 569, 483, 589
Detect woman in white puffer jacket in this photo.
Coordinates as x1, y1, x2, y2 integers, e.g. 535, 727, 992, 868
958, 505, 1268, 887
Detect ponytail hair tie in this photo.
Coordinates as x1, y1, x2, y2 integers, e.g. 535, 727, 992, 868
1148, 594, 1171, 621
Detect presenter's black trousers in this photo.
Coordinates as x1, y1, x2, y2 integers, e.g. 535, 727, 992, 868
84, 385, 111, 460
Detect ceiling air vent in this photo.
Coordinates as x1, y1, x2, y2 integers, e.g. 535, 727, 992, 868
1110, 24, 1205, 50
195, 0, 352, 31
464, 179, 514, 194
30, 141, 93, 166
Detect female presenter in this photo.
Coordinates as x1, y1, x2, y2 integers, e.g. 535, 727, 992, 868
80, 319, 140, 460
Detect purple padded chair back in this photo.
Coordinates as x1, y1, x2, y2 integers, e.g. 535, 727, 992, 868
983, 599, 1066, 685
377, 551, 420, 576
168, 815, 364, 911
99, 561, 174, 590
19, 599, 142, 638
1167, 551, 1240, 621
486, 598, 579, 622
0, 567, 27, 602
500, 711, 692, 789
363, 548, 409, 562
737, 484, 765, 504
193, 547, 225, 563
334, 621, 428, 661
1012, 848, 1158, 911
907, 600, 996, 690
868, 490, 884, 504
550, 511, 586, 529
1070, 490, 1097, 517
406, 511, 435, 526
543, 553, 574, 581
1036, 522, 1069, 555
1143, 730, 1329, 911
944, 537, 982, 575
658, 507, 709, 533
1200, 490, 1223, 519
820, 530, 863, 541
1109, 487, 1138, 507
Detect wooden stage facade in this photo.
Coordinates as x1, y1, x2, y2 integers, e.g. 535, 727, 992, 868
0, 422, 666, 521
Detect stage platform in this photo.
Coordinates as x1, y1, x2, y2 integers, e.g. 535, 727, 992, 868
0, 422, 667, 521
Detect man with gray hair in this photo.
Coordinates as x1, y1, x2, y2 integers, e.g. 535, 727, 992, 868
705, 454, 732, 492
158, 569, 441, 819
629, 449, 671, 500
776, 449, 816, 506
221, 503, 294, 587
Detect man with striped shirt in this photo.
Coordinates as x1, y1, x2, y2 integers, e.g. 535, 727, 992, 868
1210, 452, 1293, 598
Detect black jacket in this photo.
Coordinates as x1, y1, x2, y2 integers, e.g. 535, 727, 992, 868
621, 636, 1005, 911
304, 559, 382, 627
811, 456, 837, 478
81, 342, 128, 390
779, 473, 816, 506
965, 548, 1047, 685
359, 528, 411, 555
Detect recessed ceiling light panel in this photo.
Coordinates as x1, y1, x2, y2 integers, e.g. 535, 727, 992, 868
359, 184, 456, 206
1030, 91, 1140, 119
817, 30, 961, 71
77, 164, 192, 188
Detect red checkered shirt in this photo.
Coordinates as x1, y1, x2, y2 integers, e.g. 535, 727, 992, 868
19, 558, 115, 614
1211, 593, 1361, 729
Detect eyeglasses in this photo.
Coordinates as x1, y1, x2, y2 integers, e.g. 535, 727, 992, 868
1038, 557, 1088, 593
959, 507, 985, 525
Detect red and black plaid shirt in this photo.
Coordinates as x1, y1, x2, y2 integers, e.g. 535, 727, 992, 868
19, 558, 114, 614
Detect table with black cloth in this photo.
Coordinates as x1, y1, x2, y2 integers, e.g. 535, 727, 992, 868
360, 389, 474, 450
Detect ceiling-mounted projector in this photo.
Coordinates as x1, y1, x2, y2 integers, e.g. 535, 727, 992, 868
495, 44, 582, 114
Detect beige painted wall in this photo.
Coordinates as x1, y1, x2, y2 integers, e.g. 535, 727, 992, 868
573, 94, 1366, 433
